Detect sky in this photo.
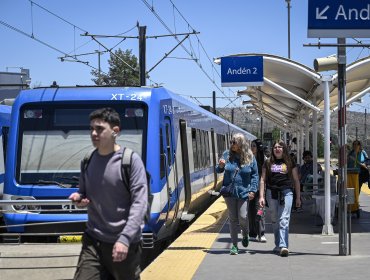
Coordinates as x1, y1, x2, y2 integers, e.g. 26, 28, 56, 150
1, 0, 370, 112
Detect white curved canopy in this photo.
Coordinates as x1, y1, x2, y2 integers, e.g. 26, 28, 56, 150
233, 53, 370, 130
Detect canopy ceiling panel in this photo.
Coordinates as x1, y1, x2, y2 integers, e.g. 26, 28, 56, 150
226, 53, 370, 130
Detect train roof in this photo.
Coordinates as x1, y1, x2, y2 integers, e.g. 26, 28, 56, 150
15, 86, 255, 139
156, 87, 256, 139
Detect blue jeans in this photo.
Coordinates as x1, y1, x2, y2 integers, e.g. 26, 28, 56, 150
224, 197, 249, 246
266, 189, 293, 249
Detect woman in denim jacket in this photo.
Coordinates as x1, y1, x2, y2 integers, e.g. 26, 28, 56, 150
259, 140, 301, 257
216, 133, 259, 255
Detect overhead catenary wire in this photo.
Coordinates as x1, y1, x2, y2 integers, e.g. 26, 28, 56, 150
0, 20, 106, 76
28, 0, 88, 33
5, 1, 143, 84
140, 0, 250, 121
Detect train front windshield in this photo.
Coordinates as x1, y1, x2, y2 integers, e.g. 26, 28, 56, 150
17, 103, 147, 186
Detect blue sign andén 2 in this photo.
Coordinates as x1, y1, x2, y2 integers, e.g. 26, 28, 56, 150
221, 56, 263, 87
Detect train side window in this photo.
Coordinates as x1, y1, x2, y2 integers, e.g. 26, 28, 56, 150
196, 129, 202, 170
216, 133, 226, 159
191, 128, 198, 171
165, 123, 172, 166
200, 130, 205, 168
205, 131, 210, 166
160, 128, 165, 179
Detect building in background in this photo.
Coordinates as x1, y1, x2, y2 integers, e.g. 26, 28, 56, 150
0, 68, 31, 101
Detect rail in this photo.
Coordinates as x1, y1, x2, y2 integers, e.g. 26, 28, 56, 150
0, 199, 76, 206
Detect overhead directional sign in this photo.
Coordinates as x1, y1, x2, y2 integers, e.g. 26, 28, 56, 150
221, 56, 263, 87
308, 0, 370, 38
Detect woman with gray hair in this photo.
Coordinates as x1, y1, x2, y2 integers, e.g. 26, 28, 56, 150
216, 133, 259, 255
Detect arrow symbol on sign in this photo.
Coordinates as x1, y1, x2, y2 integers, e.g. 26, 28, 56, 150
316, 5, 329, 20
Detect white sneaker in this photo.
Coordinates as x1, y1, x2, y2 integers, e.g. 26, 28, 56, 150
259, 235, 267, 243
249, 236, 258, 242
280, 247, 289, 257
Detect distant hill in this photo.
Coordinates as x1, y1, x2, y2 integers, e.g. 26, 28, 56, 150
216, 107, 370, 152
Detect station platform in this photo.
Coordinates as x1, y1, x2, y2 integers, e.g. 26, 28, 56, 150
142, 186, 370, 280
1, 187, 370, 279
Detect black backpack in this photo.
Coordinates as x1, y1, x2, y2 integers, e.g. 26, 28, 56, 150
82, 148, 153, 224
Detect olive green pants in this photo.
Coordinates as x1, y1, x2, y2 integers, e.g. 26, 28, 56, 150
74, 233, 141, 280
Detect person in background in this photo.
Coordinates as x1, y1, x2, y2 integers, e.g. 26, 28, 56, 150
259, 140, 301, 257
69, 107, 148, 280
348, 140, 369, 193
248, 139, 267, 243
297, 150, 322, 212
216, 133, 259, 255
264, 146, 271, 159
299, 150, 322, 186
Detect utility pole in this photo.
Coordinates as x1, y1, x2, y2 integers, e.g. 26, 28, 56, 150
231, 108, 234, 124
212, 91, 216, 115
337, 37, 347, 256
365, 109, 367, 143
260, 116, 263, 140
286, 0, 291, 59
96, 50, 101, 85
139, 25, 146, 86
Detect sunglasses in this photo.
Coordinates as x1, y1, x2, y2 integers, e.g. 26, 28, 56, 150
230, 140, 238, 145
273, 146, 283, 150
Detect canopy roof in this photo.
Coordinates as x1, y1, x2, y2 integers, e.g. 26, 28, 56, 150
234, 53, 370, 130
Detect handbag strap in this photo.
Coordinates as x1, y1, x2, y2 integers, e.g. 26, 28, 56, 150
231, 167, 239, 183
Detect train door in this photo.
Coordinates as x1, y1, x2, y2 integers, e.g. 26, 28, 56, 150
0, 130, 5, 197
0, 125, 9, 197
162, 117, 179, 226
179, 120, 191, 212
210, 129, 217, 189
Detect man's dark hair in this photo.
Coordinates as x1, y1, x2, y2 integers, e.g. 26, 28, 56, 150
89, 107, 120, 128
302, 150, 312, 158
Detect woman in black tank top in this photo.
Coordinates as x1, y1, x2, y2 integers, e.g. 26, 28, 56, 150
258, 140, 301, 257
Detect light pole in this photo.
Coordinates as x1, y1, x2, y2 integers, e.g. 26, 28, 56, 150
286, 0, 291, 59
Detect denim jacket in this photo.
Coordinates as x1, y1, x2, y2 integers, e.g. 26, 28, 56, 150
216, 150, 259, 200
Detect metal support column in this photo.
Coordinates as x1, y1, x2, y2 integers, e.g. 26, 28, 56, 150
337, 38, 348, 255
305, 109, 310, 150
322, 76, 334, 235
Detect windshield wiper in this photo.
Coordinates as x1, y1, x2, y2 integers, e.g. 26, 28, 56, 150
33, 180, 70, 188
55, 176, 79, 183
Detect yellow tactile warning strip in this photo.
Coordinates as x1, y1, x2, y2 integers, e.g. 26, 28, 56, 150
141, 196, 228, 280
362, 184, 370, 195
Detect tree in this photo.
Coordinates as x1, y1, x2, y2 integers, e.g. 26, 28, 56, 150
272, 126, 281, 141
91, 49, 139, 86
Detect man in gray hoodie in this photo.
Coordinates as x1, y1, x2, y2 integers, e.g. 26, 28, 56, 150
69, 107, 148, 280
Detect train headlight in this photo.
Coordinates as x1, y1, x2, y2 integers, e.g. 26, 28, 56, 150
12, 198, 27, 211
11, 196, 40, 213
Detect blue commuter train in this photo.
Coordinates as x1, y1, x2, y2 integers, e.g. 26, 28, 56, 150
0, 104, 11, 201
1, 86, 255, 245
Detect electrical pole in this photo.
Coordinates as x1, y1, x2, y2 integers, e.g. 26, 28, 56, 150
260, 116, 263, 140
96, 50, 101, 85
212, 91, 216, 115
337, 37, 347, 256
365, 109, 367, 143
139, 25, 147, 86
286, 0, 291, 59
